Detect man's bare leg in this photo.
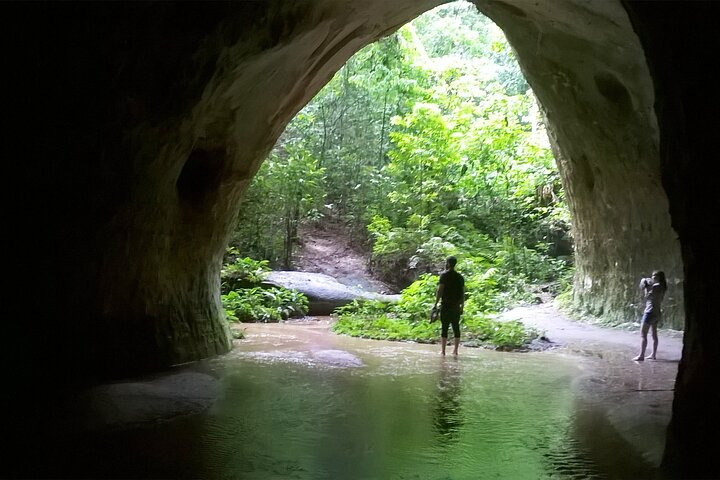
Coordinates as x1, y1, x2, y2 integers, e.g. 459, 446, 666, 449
441, 337, 447, 355
453, 337, 460, 356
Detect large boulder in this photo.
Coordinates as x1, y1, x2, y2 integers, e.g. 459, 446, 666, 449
263, 271, 400, 315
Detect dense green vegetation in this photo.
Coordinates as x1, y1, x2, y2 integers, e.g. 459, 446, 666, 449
224, 3, 574, 348
333, 274, 540, 350
221, 253, 308, 324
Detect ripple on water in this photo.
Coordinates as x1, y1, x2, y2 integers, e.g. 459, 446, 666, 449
211, 345, 617, 478
238, 349, 364, 369
47, 329, 656, 479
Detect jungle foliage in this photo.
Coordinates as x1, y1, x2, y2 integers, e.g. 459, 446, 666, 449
333, 274, 540, 350
225, 3, 574, 346
221, 253, 308, 323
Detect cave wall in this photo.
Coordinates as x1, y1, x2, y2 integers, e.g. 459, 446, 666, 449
12, 0, 446, 383
474, 0, 684, 329
621, 2, 720, 477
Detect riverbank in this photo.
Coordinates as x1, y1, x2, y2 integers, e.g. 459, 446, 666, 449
500, 302, 682, 469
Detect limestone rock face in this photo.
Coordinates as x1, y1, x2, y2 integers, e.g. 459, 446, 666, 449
13, 0, 442, 380
476, 0, 683, 328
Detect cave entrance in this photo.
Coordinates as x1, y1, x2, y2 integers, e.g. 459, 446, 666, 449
227, 0, 682, 331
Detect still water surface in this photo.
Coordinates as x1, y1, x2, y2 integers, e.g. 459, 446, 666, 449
55, 323, 654, 479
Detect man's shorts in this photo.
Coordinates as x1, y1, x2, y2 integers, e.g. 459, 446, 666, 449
440, 307, 461, 338
641, 310, 660, 326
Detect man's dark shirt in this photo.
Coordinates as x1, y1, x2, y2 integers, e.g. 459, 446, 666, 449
439, 270, 464, 309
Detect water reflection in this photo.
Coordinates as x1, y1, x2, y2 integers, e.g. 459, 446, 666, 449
432, 357, 464, 443
11, 324, 668, 479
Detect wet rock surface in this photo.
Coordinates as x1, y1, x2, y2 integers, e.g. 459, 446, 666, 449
68, 372, 221, 432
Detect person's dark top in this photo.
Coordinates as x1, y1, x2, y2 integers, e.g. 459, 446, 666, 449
640, 279, 666, 315
439, 270, 464, 309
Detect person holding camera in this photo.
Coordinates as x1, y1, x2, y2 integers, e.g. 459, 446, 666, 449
633, 270, 667, 361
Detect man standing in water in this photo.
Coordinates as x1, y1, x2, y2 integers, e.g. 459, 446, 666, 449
432, 256, 465, 356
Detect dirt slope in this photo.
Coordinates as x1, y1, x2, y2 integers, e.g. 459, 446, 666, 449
293, 223, 396, 294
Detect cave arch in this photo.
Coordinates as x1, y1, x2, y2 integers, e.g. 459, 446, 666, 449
9, 0, 717, 476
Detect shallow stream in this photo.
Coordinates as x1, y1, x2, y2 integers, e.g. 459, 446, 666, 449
29, 320, 663, 479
